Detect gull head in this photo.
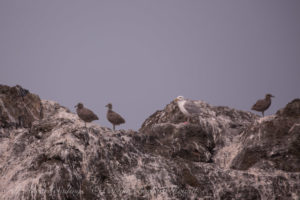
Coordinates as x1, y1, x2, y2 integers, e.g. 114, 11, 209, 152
75, 102, 84, 109
266, 94, 274, 98
174, 96, 185, 102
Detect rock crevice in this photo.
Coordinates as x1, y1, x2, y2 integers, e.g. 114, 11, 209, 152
0, 84, 299, 199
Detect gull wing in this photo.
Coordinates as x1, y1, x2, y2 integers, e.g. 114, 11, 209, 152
184, 100, 202, 115
107, 110, 125, 124
251, 99, 270, 111
81, 108, 99, 121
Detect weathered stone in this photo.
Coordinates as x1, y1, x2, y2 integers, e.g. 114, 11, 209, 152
140, 123, 214, 162
231, 99, 300, 172
0, 87, 299, 199
220, 186, 261, 200
0, 84, 42, 128
279, 98, 300, 117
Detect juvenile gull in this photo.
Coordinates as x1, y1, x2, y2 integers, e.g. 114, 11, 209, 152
106, 103, 125, 131
251, 94, 274, 117
174, 96, 201, 123
75, 103, 99, 127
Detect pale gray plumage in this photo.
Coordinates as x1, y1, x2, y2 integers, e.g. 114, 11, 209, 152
183, 100, 202, 115
174, 96, 201, 122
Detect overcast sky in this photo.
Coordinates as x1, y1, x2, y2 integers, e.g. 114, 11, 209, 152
1, 0, 299, 130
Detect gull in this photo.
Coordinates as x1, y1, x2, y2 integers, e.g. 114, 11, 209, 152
174, 96, 201, 123
106, 103, 125, 131
251, 94, 274, 117
75, 103, 99, 127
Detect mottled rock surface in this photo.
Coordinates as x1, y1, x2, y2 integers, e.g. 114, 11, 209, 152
0, 84, 299, 199
231, 99, 300, 172
0, 85, 42, 128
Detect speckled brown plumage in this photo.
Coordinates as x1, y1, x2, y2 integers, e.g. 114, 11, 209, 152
75, 103, 98, 126
106, 103, 125, 131
251, 94, 274, 117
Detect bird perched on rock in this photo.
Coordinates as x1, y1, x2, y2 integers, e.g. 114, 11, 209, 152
174, 96, 201, 123
105, 103, 125, 131
251, 94, 274, 117
75, 103, 99, 127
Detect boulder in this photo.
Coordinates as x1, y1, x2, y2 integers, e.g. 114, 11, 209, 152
0, 85, 42, 128
231, 99, 300, 172
0, 86, 299, 199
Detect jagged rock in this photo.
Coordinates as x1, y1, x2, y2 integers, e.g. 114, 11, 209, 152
278, 98, 300, 117
231, 99, 300, 172
0, 85, 42, 128
220, 186, 261, 200
0, 87, 299, 199
140, 99, 258, 168
181, 168, 201, 187
139, 123, 214, 162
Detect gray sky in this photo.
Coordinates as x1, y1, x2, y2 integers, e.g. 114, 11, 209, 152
1, 0, 299, 130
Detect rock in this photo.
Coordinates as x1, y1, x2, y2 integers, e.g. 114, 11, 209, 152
0, 84, 42, 128
140, 99, 258, 169
278, 98, 300, 117
231, 99, 300, 172
220, 186, 261, 200
181, 168, 200, 187
140, 123, 214, 162
0, 88, 299, 199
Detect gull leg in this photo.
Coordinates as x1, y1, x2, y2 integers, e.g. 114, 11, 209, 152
184, 117, 190, 124
85, 123, 89, 132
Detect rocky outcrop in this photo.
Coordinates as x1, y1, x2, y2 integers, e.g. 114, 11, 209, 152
278, 98, 300, 117
0, 85, 42, 128
140, 100, 258, 169
0, 84, 299, 199
231, 99, 300, 172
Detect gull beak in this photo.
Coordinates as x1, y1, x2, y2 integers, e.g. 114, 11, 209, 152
271, 95, 275, 98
